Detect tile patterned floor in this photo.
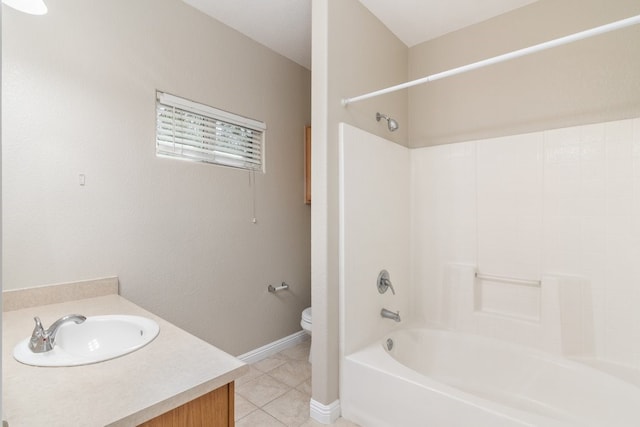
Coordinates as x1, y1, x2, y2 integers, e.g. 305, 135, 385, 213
235, 340, 360, 427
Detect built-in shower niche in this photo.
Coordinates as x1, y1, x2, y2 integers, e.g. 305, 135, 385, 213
443, 263, 594, 357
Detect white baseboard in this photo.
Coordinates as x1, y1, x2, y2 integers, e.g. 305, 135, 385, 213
237, 330, 309, 364
310, 399, 341, 424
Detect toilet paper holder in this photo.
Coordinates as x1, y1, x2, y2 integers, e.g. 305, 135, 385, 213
268, 282, 289, 293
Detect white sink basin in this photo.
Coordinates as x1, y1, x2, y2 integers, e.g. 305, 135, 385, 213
13, 315, 160, 367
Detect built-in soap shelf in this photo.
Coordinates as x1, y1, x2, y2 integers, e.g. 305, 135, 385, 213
446, 264, 593, 356
474, 271, 541, 322
474, 271, 541, 287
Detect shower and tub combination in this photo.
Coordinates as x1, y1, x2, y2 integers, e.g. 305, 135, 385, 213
338, 121, 640, 427
337, 15, 640, 426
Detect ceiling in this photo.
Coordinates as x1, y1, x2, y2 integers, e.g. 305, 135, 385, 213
182, 0, 537, 70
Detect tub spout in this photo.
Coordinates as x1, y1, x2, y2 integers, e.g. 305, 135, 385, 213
381, 308, 401, 322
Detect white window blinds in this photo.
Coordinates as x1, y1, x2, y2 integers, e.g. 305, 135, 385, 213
156, 91, 266, 171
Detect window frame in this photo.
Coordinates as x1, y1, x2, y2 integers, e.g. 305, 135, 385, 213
156, 91, 266, 172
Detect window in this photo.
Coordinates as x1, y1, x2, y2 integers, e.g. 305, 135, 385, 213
156, 91, 266, 172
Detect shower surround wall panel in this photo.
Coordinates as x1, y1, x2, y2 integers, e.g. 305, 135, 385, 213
410, 142, 477, 326
412, 116, 640, 368
476, 133, 544, 289
339, 123, 410, 356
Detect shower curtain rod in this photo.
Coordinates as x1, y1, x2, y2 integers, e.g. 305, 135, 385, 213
341, 14, 640, 106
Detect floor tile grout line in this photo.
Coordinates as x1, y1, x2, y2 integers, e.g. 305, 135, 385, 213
235, 408, 284, 424
235, 374, 293, 410
265, 370, 312, 390
237, 408, 286, 426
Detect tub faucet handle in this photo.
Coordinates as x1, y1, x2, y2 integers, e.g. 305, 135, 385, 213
384, 278, 395, 295
377, 270, 395, 295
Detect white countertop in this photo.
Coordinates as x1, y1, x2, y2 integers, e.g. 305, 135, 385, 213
3, 294, 247, 426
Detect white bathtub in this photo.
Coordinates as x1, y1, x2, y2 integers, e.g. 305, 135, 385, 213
341, 328, 640, 426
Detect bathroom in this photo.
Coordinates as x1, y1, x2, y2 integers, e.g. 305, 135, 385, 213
3, 0, 640, 426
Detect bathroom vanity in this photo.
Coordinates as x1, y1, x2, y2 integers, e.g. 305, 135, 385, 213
2, 278, 247, 426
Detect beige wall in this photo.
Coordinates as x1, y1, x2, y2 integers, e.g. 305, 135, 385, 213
2, 0, 311, 356
408, 0, 640, 147
311, 0, 407, 407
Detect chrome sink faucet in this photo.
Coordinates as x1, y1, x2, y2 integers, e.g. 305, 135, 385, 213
29, 314, 86, 353
380, 308, 401, 322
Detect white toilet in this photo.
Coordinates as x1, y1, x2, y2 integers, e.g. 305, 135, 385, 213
301, 307, 312, 362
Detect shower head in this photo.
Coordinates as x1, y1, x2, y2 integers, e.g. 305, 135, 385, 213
376, 112, 399, 132
388, 118, 399, 132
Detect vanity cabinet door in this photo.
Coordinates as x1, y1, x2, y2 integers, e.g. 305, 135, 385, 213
138, 382, 234, 427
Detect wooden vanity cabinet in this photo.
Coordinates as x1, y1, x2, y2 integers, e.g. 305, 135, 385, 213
138, 382, 235, 427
